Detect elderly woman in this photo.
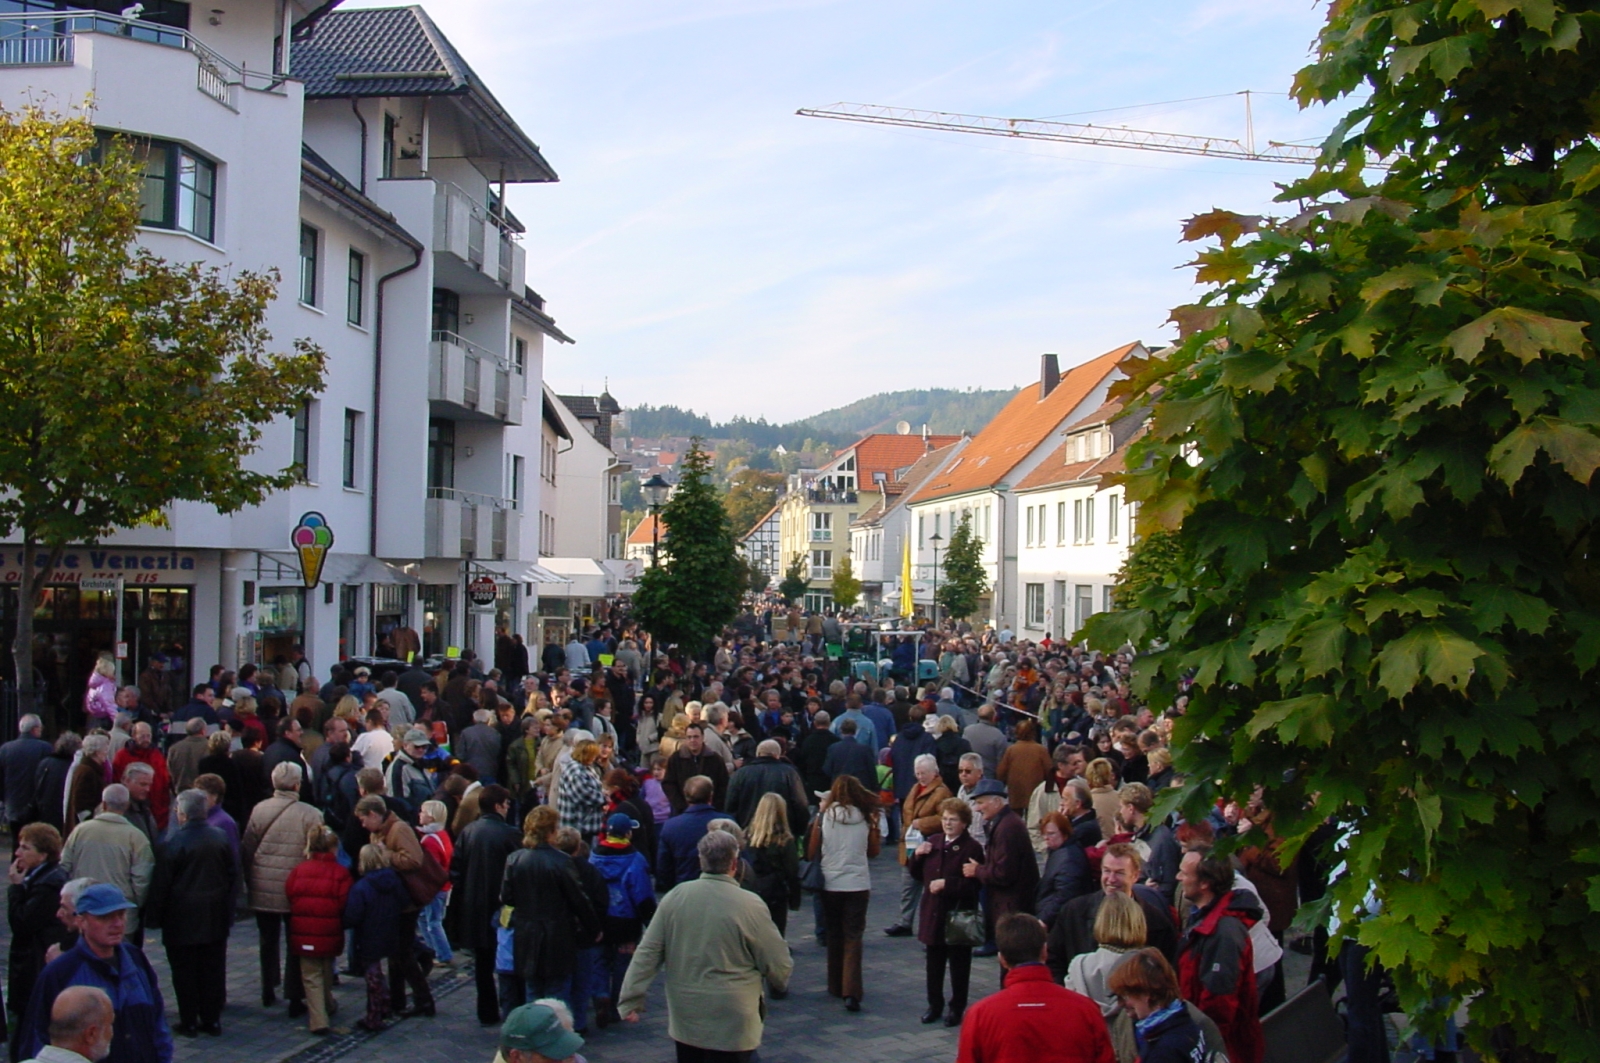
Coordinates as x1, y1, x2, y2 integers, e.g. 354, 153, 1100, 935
1036, 810, 1094, 929
64, 734, 111, 831
886, 753, 952, 938
557, 739, 606, 842
7, 822, 67, 1052
909, 797, 984, 1027
196, 731, 248, 827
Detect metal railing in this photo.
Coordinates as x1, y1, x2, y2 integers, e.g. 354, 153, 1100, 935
427, 486, 519, 512
494, 365, 509, 419
0, 11, 281, 105
497, 230, 514, 287
491, 508, 507, 560
460, 501, 478, 558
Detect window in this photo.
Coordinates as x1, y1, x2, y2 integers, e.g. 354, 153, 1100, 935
1084, 497, 1095, 543
1128, 500, 1139, 544
299, 225, 319, 306
99, 133, 217, 242
1025, 583, 1045, 628
983, 505, 991, 542
1075, 584, 1093, 630
1103, 586, 1116, 613
934, 511, 942, 540
513, 336, 527, 374
1073, 499, 1084, 544
1025, 507, 1035, 548
347, 249, 365, 326
428, 419, 455, 490
609, 474, 620, 504
342, 409, 361, 489
1057, 501, 1067, 546
432, 288, 460, 335
382, 113, 397, 180
1107, 493, 1120, 541
811, 549, 832, 578
291, 401, 311, 480
811, 512, 832, 541
918, 514, 925, 549
510, 455, 525, 508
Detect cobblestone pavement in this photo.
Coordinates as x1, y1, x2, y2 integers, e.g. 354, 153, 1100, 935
5, 855, 1315, 1063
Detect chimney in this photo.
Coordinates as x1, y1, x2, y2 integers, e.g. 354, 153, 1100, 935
1040, 353, 1061, 399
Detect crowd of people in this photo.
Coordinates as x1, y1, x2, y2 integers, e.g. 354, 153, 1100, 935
0, 609, 1342, 1063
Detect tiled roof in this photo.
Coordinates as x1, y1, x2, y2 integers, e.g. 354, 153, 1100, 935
557, 395, 617, 449
853, 441, 967, 527
627, 514, 664, 545
292, 6, 556, 182
738, 503, 782, 541
835, 434, 963, 490
1013, 400, 1144, 492
907, 343, 1139, 505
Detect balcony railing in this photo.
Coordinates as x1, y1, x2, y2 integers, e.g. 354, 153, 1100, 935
429, 331, 522, 423
805, 488, 858, 505
425, 488, 520, 559
433, 182, 526, 293
0, 10, 283, 108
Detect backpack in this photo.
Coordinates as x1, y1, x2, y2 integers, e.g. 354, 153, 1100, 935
319, 763, 355, 830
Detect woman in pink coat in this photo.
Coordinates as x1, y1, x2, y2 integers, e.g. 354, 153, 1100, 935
85, 654, 118, 728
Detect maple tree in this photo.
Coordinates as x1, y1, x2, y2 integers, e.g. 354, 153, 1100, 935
1086, 2, 1600, 1058
0, 108, 324, 723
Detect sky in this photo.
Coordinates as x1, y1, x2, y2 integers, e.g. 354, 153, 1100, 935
345, 0, 1341, 422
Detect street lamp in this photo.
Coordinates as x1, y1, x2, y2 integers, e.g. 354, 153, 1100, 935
642, 474, 670, 569
929, 531, 943, 629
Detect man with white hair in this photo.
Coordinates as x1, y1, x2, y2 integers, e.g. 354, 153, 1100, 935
16, 983, 114, 1063
241, 763, 323, 1014
619, 830, 791, 1060
722, 739, 809, 834
59, 785, 154, 946
146, 790, 236, 1035
457, 708, 502, 782
0, 714, 50, 845
116, 764, 158, 846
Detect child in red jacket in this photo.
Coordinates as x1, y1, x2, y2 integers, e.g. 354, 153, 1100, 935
284, 825, 352, 1035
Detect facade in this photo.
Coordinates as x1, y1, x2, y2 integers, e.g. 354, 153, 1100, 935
779, 432, 961, 611
903, 345, 1142, 632
626, 514, 664, 566
0, 2, 572, 714
545, 391, 629, 562
1012, 399, 1147, 641
738, 504, 781, 590
849, 439, 967, 614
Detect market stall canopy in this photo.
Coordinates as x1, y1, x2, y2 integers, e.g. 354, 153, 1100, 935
474, 559, 573, 586
257, 552, 422, 585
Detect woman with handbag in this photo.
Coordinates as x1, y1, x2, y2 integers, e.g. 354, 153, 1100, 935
806, 774, 881, 1013
909, 797, 984, 1027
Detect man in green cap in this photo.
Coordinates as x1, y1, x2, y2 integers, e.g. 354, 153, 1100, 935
498, 1003, 583, 1063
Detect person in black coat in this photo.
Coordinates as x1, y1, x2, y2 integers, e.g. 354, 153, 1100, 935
7, 822, 68, 1058
723, 742, 809, 835
1047, 842, 1180, 978
196, 732, 247, 826
0, 718, 52, 840
262, 719, 315, 806
146, 789, 240, 1035
1035, 811, 1093, 929
29, 736, 79, 833
792, 713, 840, 797
909, 797, 984, 1027
820, 719, 878, 793
500, 806, 600, 1006
448, 785, 520, 1024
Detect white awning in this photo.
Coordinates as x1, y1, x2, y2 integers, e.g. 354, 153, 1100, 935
475, 559, 573, 585
257, 552, 421, 586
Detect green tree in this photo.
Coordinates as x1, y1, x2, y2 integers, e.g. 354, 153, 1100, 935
777, 555, 809, 604
722, 469, 785, 535
632, 440, 743, 657
937, 514, 986, 621
830, 552, 861, 611
1085, 3, 1600, 1057
0, 109, 324, 720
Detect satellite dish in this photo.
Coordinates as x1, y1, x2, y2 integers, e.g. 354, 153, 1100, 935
895, 420, 911, 435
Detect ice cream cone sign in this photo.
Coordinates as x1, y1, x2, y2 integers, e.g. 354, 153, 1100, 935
291, 512, 334, 589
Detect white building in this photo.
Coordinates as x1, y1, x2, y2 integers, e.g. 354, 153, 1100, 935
849, 439, 967, 613
738, 504, 781, 589
902, 345, 1141, 632
1011, 399, 1146, 641
0, 2, 572, 711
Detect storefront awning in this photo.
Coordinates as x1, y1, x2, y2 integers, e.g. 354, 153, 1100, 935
256, 552, 422, 586
475, 559, 573, 585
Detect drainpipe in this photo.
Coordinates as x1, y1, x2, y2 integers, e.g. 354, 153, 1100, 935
351, 98, 368, 193
370, 244, 425, 558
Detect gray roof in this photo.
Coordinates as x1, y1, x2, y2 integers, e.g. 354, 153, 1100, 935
292, 5, 557, 182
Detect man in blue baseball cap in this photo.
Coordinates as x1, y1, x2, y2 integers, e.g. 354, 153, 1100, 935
499, 1002, 584, 1063
19, 884, 172, 1063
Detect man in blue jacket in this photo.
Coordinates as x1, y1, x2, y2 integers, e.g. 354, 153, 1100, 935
655, 776, 721, 893
21, 884, 173, 1063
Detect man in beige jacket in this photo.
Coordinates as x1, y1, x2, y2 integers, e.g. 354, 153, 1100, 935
619, 830, 791, 1061
59, 783, 154, 945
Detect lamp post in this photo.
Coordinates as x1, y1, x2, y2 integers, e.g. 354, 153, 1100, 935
929, 531, 943, 630
642, 474, 670, 568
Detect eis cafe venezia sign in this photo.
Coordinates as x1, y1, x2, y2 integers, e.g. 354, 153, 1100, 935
0, 549, 199, 585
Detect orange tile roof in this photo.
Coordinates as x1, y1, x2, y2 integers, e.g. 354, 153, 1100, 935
834, 434, 964, 489
907, 343, 1140, 504
1013, 398, 1138, 492
627, 514, 664, 545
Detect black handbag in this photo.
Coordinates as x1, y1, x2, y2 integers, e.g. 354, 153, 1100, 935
944, 904, 985, 948
799, 857, 826, 893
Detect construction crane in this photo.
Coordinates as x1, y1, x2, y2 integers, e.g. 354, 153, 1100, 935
795, 96, 1330, 166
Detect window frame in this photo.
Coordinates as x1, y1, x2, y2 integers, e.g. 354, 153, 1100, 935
98, 132, 217, 242
291, 400, 311, 481
342, 408, 361, 490
347, 248, 366, 326
299, 224, 320, 307
1025, 583, 1045, 628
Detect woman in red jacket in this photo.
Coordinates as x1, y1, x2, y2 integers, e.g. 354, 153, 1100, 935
284, 825, 352, 1035
417, 800, 455, 964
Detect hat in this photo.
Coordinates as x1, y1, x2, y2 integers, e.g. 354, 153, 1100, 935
605, 812, 640, 834
354, 666, 371, 677
500, 1004, 583, 1059
151, 653, 170, 664
403, 728, 431, 746
968, 779, 1008, 800
76, 884, 137, 917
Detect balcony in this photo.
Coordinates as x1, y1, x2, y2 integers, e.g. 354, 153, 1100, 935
429, 331, 524, 424
0, 10, 282, 111
425, 488, 521, 560
805, 488, 858, 505
433, 182, 527, 296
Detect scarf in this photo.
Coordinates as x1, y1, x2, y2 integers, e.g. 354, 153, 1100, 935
1133, 998, 1186, 1056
